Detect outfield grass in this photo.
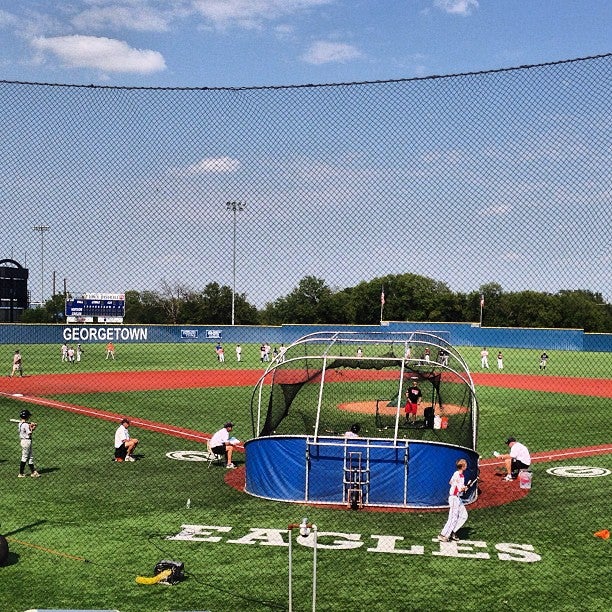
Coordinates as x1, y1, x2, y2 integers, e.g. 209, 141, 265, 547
4, 342, 612, 378
1, 344, 610, 611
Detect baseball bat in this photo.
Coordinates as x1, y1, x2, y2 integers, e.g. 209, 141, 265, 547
9, 418, 20, 423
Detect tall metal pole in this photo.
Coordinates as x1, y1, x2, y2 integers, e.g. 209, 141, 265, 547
33, 224, 50, 305
226, 202, 245, 326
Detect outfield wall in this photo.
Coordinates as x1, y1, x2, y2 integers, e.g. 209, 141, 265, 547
0, 322, 610, 352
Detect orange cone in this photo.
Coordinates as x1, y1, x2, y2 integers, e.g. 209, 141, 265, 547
593, 529, 609, 540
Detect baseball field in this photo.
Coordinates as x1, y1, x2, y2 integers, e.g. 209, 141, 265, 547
1, 342, 611, 611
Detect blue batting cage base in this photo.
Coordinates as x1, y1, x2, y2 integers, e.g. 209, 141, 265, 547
245, 435, 479, 508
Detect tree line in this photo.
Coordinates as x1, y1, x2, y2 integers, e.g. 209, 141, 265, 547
21, 274, 612, 333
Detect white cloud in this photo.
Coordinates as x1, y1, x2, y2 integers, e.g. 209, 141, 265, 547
71, 2, 172, 33
0, 9, 18, 28
183, 156, 241, 174
501, 251, 524, 261
434, 0, 479, 16
30, 35, 166, 74
479, 204, 512, 217
301, 40, 362, 65
191, 0, 332, 29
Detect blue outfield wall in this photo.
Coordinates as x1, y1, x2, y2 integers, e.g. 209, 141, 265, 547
0, 322, 610, 352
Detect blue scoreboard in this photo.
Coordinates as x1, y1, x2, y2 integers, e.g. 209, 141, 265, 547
65, 293, 125, 318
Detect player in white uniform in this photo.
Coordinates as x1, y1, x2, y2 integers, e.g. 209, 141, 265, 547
438, 458, 469, 542
480, 347, 490, 368
344, 423, 361, 438
18, 409, 40, 478
10, 349, 23, 377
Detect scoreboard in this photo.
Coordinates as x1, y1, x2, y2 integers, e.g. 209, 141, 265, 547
65, 292, 125, 321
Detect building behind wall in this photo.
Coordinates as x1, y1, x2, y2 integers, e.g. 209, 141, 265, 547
0, 259, 29, 322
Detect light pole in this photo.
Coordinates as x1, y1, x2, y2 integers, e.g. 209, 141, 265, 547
33, 224, 50, 305
226, 201, 245, 326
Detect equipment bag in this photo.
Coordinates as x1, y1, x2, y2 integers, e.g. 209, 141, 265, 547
154, 559, 185, 584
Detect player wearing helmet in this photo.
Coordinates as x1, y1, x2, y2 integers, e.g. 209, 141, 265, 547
18, 409, 39, 478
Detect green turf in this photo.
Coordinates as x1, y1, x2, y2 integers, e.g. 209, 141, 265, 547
1, 345, 610, 611
4, 343, 612, 378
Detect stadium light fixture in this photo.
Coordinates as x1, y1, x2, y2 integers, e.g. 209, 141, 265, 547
226, 201, 246, 326
33, 224, 50, 305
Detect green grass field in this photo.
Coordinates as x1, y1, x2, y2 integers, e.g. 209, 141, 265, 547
5, 342, 612, 378
1, 343, 610, 611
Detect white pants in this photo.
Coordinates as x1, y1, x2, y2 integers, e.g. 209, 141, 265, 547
441, 495, 468, 537
21, 438, 34, 464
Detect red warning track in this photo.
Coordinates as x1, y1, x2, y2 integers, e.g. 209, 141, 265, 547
0, 369, 263, 395
2, 368, 612, 397
2, 368, 611, 512
472, 372, 612, 398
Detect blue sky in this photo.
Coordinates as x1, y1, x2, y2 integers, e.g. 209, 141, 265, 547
1, 2, 610, 309
0, 1, 610, 88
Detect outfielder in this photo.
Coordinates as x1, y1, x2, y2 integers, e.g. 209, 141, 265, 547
18, 409, 40, 478
10, 349, 23, 377
438, 458, 469, 542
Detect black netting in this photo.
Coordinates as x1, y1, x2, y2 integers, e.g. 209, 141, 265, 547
1, 55, 610, 323
1, 54, 611, 612
253, 331, 476, 449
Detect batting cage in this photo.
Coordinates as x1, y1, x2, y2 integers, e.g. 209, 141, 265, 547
245, 331, 479, 508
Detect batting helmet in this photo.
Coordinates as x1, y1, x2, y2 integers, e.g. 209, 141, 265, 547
19, 409, 31, 420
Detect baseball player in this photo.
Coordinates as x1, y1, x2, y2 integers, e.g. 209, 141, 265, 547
438, 458, 469, 542
10, 349, 23, 377
18, 409, 40, 478
405, 380, 422, 423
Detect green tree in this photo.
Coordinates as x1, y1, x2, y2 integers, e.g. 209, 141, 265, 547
261, 276, 333, 324
20, 294, 66, 323
556, 290, 612, 332
496, 291, 561, 328
180, 283, 259, 325
123, 290, 165, 324
352, 273, 456, 324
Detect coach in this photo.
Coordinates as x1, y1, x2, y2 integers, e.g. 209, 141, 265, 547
498, 437, 531, 481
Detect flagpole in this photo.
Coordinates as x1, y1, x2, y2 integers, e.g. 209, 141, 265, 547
479, 294, 484, 327
380, 286, 385, 323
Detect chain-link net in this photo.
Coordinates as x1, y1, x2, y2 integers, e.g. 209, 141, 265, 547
1, 54, 611, 611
